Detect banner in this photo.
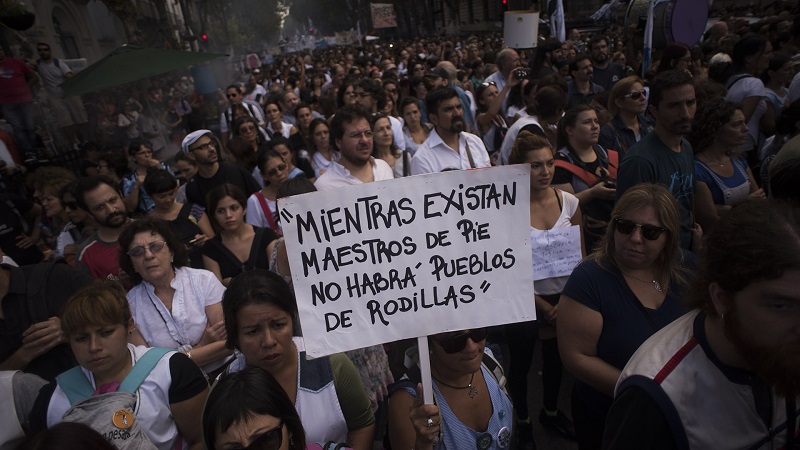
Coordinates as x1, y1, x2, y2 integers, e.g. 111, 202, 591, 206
279, 167, 535, 357
370, 3, 398, 29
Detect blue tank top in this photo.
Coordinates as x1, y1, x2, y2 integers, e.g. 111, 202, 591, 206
432, 366, 514, 450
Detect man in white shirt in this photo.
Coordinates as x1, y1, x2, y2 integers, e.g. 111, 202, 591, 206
315, 105, 394, 191
410, 88, 491, 175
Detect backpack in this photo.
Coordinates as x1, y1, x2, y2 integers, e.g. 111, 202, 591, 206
54, 348, 171, 450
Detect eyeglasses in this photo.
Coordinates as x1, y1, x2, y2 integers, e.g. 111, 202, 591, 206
190, 142, 214, 152
614, 218, 667, 240
266, 163, 288, 177
237, 420, 284, 450
227, 93, 239, 98
127, 241, 167, 258
623, 90, 647, 100
347, 130, 373, 140
433, 328, 489, 354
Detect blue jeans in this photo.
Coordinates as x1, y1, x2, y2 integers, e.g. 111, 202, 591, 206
1, 102, 36, 155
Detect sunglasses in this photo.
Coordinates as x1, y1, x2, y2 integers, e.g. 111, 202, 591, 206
266, 163, 288, 177
614, 218, 667, 240
127, 241, 167, 258
227, 93, 239, 98
433, 328, 489, 354
235, 420, 284, 450
624, 90, 647, 100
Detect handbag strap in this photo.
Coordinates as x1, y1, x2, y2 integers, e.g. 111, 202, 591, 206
463, 135, 477, 169
255, 192, 280, 233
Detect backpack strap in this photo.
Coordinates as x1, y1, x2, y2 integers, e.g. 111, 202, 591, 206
118, 348, 171, 393
554, 159, 600, 187
56, 367, 96, 405
726, 74, 754, 90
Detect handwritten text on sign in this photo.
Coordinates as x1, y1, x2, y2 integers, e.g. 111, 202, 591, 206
279, 167, 535, 357
531, 225, 582, 281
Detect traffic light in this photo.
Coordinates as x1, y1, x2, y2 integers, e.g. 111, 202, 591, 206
201, 33, 208, 41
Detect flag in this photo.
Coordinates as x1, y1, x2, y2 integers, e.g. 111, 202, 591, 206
308, 17, 314, 34
591, 0, 622, 22
357, 20, 363, 45
642, 0, 668, 76
550, 0, 566, 42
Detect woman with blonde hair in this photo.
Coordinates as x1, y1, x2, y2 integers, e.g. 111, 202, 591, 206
598, 76, 654, 158
557, 183, 694, 449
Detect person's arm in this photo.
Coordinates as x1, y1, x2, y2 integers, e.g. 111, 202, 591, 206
202, 255, 225, 285
169, 369, 208, 450
189, 303, 232, 367
553, 181, 615, 206
740, 95, 764, 123
601, 386, 676, 450
557, 295, 621, 397
289, 126, 299, 136
330, 353, 375, 450
388, 385, 441, 450
122, 177, 141, 213
476, 74, 519, 134
745, 166, 765, 199
694, 181, 721, 234
347, 424, 376, 450
17, 202, 42, 249
0, 317, 65, 371
196, 212, 216, 239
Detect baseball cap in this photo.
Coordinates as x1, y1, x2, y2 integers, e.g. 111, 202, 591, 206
425, 67, 449, 79
181, 129, 213, 154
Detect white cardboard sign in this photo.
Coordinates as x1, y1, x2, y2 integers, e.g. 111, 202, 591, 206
531, 225, 583, 281
279, 166, 535, 357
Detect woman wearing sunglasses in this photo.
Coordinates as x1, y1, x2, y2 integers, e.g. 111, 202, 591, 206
246, 149, 290, 234
557, 183, 693, 449
120, 219, 233, 378
598, 76, 653, 158
221, 270, 375, 450
203, 366, 307, 450
475, 71, 521, 156
387, 327, 514, 450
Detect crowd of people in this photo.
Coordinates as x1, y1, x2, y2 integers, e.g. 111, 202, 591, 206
1, 6, 800, 450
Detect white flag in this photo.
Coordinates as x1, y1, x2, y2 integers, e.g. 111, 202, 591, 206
550, 0, 566, 42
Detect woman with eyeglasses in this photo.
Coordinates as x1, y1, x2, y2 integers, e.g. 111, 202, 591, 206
232, 115, 269, 157
552, 105, 618, 253
476, 71, 522, 156
387, 327, 514, 450
246, 149, 290, 234
598, 76, 654, 158
120, 219, 233, 378
203, 183, 278, 286
221, 270, 375, 450
203, 367, 310, 450
307, 118, 338, 178
401, 97, 433, 155
557, 183, 693, 449
144, 169, 215, 268
505, 131, 583, 446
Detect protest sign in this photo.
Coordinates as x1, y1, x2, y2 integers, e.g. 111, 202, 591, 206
531, 225, 582, 281
279, 166, 535, 357
370, 3, 398, 29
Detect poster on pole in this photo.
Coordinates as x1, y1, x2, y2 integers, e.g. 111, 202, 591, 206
370, 3, 398, 29
279, 166, 535, 358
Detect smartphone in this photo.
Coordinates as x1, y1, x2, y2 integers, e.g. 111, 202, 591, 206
514, 68, 530, 80
605, 181, 617, 189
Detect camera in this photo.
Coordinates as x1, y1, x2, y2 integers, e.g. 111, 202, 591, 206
513, 68, 530, 80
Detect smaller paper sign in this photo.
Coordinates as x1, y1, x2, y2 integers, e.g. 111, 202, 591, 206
531, 225, 582, 281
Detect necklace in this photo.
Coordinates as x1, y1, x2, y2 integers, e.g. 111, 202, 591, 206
622, 271, 664, 292
432, 372, 478, 398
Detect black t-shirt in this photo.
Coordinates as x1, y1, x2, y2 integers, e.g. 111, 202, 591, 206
0, 194, 43, 266
592, 62, 627, 91
185, 162, 261, 208
0, 263, 93, 381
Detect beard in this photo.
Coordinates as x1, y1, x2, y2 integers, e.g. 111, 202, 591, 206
101, 211, 128, 228
724, 307, 800, 397
449, 117, 465, 134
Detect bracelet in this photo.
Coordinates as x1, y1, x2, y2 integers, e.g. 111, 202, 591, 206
185, 351, 192, 360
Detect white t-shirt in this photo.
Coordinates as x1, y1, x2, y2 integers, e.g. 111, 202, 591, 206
246, 192, 280, 232
726, 75, 768, 151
